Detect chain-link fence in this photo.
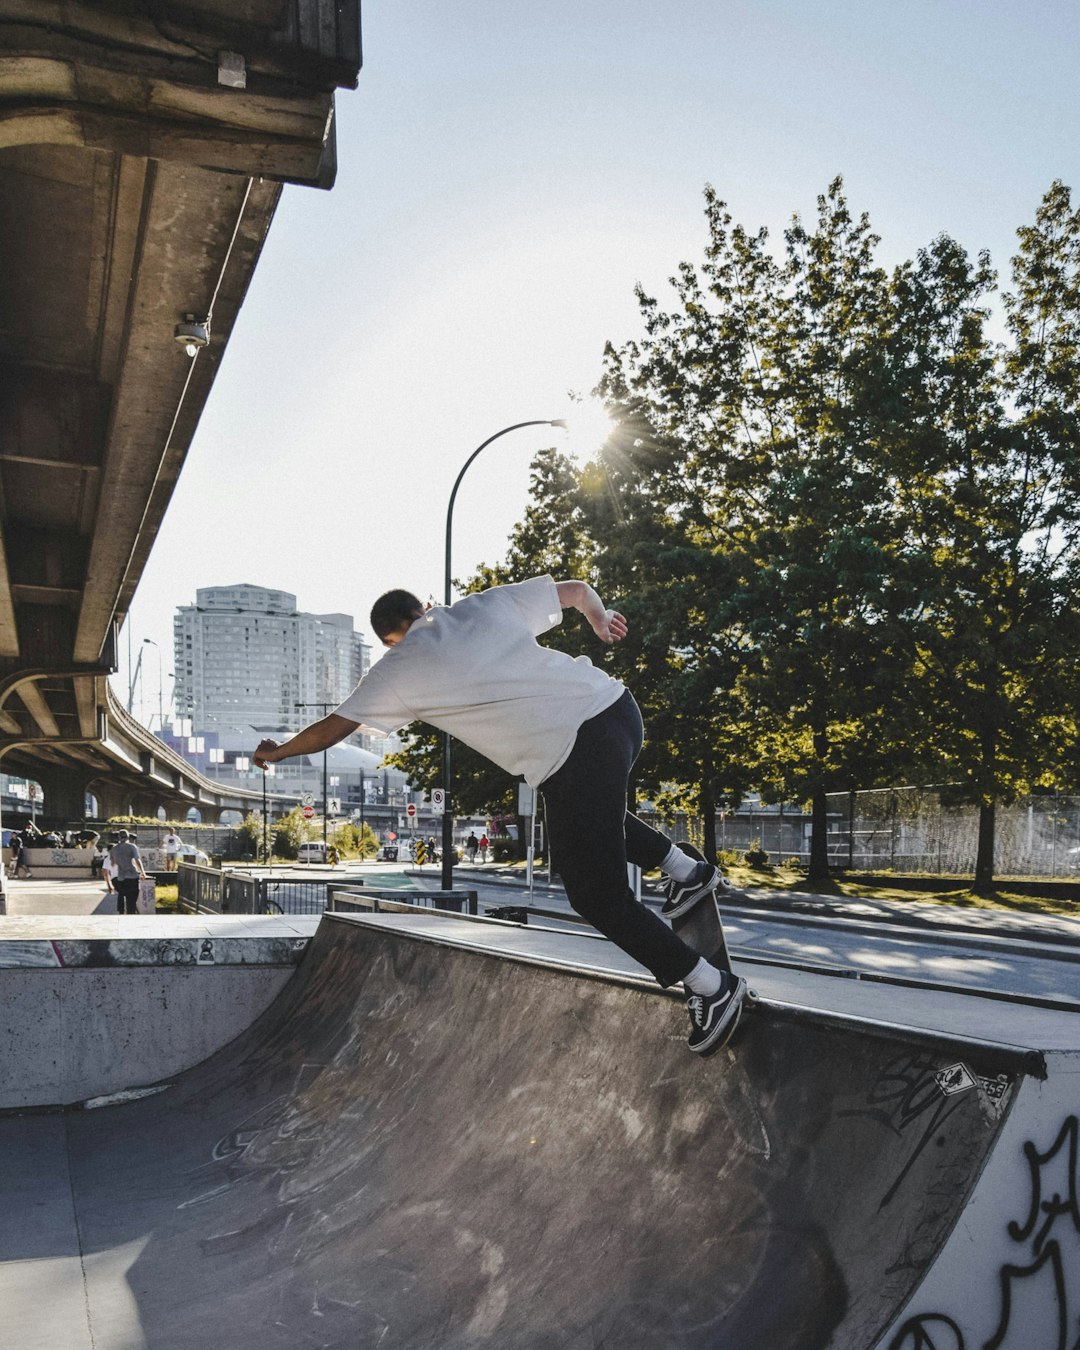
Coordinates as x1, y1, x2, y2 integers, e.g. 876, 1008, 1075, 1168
642, 790, 1080, 877
822, 789, 1080, 877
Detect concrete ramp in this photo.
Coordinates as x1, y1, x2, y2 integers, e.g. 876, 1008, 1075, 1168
0, 912, 1053, 1348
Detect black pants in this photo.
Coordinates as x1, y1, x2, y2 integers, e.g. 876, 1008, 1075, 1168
115, 877, 140, 915
540, 690, 700, 988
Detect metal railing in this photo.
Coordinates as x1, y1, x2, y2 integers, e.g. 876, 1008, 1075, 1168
179, 864, 480, 918
178, 862, 371, 915
178, 861, 224, 913
329, 887, 478, 916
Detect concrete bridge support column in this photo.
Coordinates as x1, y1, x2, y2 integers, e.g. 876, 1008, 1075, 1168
94, 785, 134, 822
25, 769, 89, 830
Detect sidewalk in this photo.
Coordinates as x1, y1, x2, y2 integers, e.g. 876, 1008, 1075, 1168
2, 876, 117, 916
449, 863, 1080, 952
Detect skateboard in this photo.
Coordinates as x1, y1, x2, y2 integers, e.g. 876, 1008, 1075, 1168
667, 842, 757, 1021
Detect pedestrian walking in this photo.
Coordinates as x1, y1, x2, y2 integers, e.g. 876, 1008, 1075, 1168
109, 829, 149, 915
7, 832, 30, 878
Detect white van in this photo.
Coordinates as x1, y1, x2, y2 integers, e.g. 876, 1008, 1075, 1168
297, 841, 327, 863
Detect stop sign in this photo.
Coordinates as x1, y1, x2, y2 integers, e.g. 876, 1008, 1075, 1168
302, 805, 315, 819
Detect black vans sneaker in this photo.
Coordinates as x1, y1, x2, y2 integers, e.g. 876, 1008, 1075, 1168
661, 860, 722, 919
686, 972, 747, 1055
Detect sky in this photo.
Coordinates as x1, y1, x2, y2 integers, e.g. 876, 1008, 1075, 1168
117, 0, 1080, 725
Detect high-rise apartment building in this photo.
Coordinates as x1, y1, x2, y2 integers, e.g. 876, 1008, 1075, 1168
173, 584, 370, 734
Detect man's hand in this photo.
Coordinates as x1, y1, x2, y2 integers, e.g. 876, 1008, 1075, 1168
590, 609, 628, 644
253, 738, 280, 770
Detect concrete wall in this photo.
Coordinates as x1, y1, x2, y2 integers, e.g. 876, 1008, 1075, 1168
0, 938, 306, 1109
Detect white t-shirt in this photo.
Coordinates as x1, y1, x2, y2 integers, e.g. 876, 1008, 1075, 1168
334, 576, 625, 786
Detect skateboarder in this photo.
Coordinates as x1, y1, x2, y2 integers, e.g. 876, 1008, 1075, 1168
254, 576, 745, 1054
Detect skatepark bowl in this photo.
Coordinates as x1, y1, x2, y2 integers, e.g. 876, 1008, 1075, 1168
2, 905, 1079, 1349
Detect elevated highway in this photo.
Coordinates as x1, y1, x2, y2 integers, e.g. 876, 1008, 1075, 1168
0, 1, 362, 822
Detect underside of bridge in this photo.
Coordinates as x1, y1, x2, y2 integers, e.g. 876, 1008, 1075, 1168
0, 1, 361, 820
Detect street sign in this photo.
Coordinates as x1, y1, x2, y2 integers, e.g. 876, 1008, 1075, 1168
406, 802, 417, 818
328, 797, 340, 815
431, 788, 445, 815
302, 805, 315, 819
302, 792, 315, 806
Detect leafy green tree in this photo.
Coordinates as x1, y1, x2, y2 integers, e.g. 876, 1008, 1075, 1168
235, 811, 267, 860
271, 806, 316, 861
601, 180, 907, 878
882, 186, 1080, 889
333, 820, 379, 858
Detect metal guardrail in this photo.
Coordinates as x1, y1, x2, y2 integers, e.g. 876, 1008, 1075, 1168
329, 887, 478, 916
179, 866, 479, 918
179, 862, 370, 916
178, 861, 224, 913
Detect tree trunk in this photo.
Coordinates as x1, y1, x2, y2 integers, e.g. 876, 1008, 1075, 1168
973, 713, 998, 895
973, 800, 996, 895
807, 724, 830, 883
700, 780, 717, 863
808, 786, 830, 882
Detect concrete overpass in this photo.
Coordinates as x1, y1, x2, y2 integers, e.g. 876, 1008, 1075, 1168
0, 1, 362, 825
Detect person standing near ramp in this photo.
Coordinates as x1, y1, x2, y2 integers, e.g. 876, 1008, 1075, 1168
109, 829, 149, 915
253, 576, 745, 1055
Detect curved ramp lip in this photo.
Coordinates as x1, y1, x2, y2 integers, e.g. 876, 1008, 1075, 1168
323, 911, 1048, 1079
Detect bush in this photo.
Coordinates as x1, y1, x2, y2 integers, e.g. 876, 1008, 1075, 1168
716, 849, 738, 870
333, 821, 379, 858
235, 812, 267, 861
272, 806, 315, 860
744, 840, 769, 868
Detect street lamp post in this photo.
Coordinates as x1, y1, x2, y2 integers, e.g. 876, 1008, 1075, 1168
295, 701, 332, 851
143, 638, 164, 731
440, 419, 566, 889
261, 764, 274, 863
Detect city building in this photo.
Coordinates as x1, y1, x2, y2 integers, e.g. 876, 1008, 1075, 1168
173, 585, 371, 736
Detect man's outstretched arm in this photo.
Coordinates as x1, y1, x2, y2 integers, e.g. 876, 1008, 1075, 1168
253, 713, 359, 769
554, 580, 628, 644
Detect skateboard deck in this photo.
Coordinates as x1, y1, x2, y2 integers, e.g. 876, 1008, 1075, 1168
670, 884, 733, 972
667, 841, 731, 969
667, 843, 756, 1018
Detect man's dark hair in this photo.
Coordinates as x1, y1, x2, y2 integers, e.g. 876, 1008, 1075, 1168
370, 589, 424, 641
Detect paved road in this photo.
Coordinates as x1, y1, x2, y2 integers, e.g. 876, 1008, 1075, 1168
435, 865, 1080, 1009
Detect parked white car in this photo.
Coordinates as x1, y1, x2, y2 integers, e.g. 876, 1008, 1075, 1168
297, 841, 328, 863
142, 841, 210, 870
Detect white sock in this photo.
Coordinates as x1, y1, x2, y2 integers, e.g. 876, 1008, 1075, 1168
683, 958, 723, 997
660, 844, 698, 883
